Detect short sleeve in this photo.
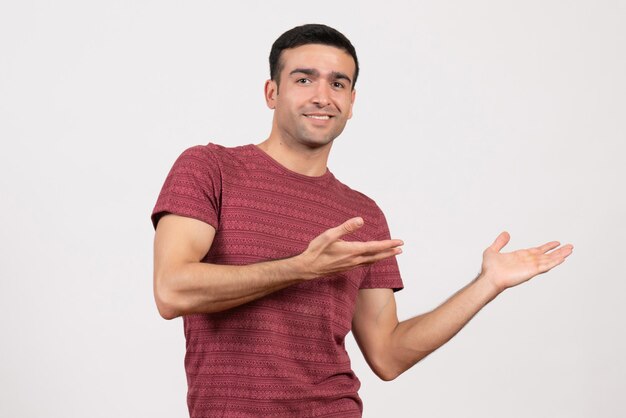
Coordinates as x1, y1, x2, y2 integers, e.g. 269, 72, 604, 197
360, 208, 404, 292
151, 145, 222, 230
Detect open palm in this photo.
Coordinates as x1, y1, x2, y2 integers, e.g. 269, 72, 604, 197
481, 232, 574, 291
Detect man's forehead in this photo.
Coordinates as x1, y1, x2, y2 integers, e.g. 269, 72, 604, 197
279, 44, 356, 74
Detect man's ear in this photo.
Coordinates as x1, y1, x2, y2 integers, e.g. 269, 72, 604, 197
264, 79, 278, 109
348, 88, 356, 119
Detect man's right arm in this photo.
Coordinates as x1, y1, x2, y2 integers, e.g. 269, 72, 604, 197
153, 213, 403, 319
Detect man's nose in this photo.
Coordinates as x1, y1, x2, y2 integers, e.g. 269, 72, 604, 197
311, 82, 331, 107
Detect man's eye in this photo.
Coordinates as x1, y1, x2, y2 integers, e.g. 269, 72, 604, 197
332, 82, 345, 89
297, 78, 311, 84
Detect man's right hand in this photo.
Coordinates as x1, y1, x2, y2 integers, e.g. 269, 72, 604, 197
154, 215, 403, 318
294, 217, 404, 280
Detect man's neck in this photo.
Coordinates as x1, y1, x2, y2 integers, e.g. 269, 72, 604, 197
255, 137, 331, 177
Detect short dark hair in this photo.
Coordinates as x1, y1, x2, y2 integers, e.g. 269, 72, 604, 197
269, 24, 359, 89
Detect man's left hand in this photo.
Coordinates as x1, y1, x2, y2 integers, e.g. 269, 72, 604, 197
480, 232, 574, 292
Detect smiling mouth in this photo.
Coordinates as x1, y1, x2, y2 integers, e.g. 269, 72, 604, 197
304, 114, 332, 120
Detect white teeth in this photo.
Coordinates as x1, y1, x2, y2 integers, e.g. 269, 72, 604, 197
306, 115, 330, 120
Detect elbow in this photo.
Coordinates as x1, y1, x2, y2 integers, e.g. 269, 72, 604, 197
374, 368, 401, 382
376, 369, 399, 382
370, 350, 427, 381
376, 353, 431, 381
369, 356, 402, 382
156, 300, 180, 320
154, 274, 183, 320
155, 289, 181, 320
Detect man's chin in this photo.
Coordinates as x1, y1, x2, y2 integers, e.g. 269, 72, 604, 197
298, 136, 336, 149
295, 129, 342, 148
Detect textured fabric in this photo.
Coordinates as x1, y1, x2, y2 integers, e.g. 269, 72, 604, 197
152, 143, 403, 417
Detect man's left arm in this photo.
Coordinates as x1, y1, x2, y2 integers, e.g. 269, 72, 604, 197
351, 231, 573, 381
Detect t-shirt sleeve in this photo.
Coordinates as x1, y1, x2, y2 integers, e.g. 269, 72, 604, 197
151, 145, 222, 230
360, 208, 404, 292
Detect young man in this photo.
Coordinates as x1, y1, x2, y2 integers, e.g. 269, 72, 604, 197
151, 24, 573, 417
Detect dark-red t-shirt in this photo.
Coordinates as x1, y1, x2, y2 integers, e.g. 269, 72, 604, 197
152, 143, 403, 417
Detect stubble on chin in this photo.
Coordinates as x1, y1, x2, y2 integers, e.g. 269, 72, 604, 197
296, 117, 348, 149
293, 128, 337, 149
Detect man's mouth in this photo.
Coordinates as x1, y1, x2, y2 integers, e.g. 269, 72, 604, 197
304, 114, 332, 120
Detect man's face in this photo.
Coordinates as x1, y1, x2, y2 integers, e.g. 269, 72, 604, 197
265, 44, 356, 149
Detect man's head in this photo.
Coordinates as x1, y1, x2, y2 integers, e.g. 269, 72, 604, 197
269, 24, 359, 90
264, 24, 358, 150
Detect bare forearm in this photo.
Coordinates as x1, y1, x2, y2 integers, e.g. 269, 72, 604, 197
389, 274, 502, 376
153, 216, 404, 319
156, 256, 306, 318
364, 233, 572, 380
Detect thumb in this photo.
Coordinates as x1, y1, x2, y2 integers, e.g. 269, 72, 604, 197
325, 217, 364, 242
489, 231, 510, 253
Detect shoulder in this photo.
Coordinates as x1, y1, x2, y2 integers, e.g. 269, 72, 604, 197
329, 176, 388, 234
331, 174, 380, 209
186, 142, 256, 165
178, 142, 225, 162
174, 142, 254, 170
336, 179, 378, 208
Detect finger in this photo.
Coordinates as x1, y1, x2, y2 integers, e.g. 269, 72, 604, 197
490, 231, 510, 253
540, 245, 574, 271
350, 239, 404, 256
321, 217, 365, 243
537, 241, 560, 253
541, 253, 570, 271
356, 247, 403, 265
549, 244, 574, 259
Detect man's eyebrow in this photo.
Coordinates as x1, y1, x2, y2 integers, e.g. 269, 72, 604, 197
288, 68, 353, 86
289, 68, 320, 77
331, 71, 352, 86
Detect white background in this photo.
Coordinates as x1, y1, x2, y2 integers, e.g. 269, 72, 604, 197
1, 1, 624, 417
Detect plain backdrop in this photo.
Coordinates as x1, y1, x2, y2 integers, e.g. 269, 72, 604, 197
1, 1, 624, 417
